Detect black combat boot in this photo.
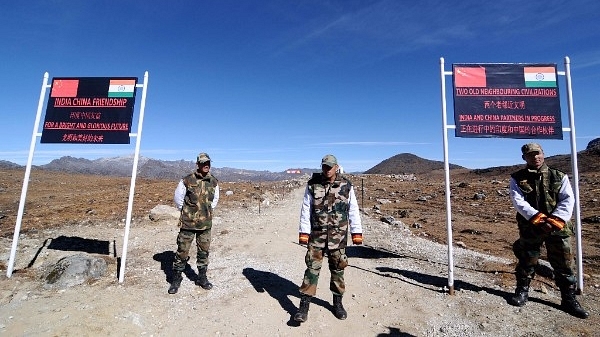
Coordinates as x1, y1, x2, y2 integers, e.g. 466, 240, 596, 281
333, 294, 347, 320
294, 294, 312, 322
168, 271, 183, 294
560, 285, 589, 319
195, 266, 213, 290
508, 278, 530, 307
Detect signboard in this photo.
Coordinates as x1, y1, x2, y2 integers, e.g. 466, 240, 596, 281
452, 63, 562, 139
41, 77, 138, 144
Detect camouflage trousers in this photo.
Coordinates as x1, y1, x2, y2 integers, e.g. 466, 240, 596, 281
173, 228, 211, 272
513, 223, 576, 287
299, 246, 348, 296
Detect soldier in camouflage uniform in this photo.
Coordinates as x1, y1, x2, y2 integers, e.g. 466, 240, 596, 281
508, 143, 588, 318
168, 152, 220, 294
294, 154, 363, 323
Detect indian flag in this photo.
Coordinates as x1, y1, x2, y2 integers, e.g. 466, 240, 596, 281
108, 79, 136, 97
524, 67, 556, 88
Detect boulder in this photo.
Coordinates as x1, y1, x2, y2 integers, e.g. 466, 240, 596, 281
44, 253, 107, 289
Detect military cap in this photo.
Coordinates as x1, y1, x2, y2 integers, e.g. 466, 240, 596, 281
196, 152, 211, 163
321, 154, 338, 167
521, 143, 543, 155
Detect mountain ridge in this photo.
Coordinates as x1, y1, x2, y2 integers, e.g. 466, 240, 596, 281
1, 138, 598, 182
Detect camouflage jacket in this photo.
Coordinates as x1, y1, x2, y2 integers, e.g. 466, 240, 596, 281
299, 173, 361, 249
510, 164, 574, 235
178, 171, 218, 230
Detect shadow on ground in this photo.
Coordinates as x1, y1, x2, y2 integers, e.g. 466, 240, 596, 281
372, 265, 563, 311
347, 243, 562, 312
347, 245, 404, 259
23, 236, 113, 271
48, 235, 110, 255
242, 267, 335, 327
376, 327, 417, 337
153, 250, 201, 284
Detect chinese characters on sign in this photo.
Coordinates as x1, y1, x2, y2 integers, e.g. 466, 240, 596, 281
41, 77, 138, 144
452, 64, 562, 139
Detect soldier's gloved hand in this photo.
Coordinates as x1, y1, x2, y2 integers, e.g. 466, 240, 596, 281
538, 222, 554, 234
299, 233, 309, 245
529, 212, 548, 226
545, 215, 565, 231
352, 233, 363, 245
529, 212, 551, 234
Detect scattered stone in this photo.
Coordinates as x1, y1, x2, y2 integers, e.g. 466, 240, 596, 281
472, 193, 486, 200
397, 209, 409, 218
460, 229, 482, 235
496, 189, 509, 196
582, 215, 600, 223
380, 215, 396, 225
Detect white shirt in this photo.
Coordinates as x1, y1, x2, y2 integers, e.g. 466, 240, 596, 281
509, 174, 574, 222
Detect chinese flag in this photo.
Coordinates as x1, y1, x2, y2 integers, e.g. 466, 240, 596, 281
454, 67, 487, 87
50, 79, 79, 97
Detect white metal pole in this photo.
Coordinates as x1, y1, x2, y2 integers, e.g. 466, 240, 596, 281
119, 71, 149, 283
7, 72, 50, 277
440, 57, 455, 294
563, 57, 584, 294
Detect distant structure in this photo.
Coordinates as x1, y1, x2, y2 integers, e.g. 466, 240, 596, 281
286, 169, 302, 174
337, 165, 344, 174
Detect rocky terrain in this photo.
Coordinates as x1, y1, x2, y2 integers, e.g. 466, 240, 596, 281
0, 144, 599, 335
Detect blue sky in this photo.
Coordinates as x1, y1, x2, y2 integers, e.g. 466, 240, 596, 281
1, 1, 599, 172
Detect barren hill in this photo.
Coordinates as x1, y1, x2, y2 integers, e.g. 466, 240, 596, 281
364, 153, 465, 175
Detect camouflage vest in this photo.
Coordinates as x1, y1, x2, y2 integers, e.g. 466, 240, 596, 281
179, 171, 218, 230
307, 173, 352, 250
511, 164, 572, 234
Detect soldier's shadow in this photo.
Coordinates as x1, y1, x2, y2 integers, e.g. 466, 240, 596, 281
242, 267, 329, 327
152, 251, 197, 283
376, 266, 562, 310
